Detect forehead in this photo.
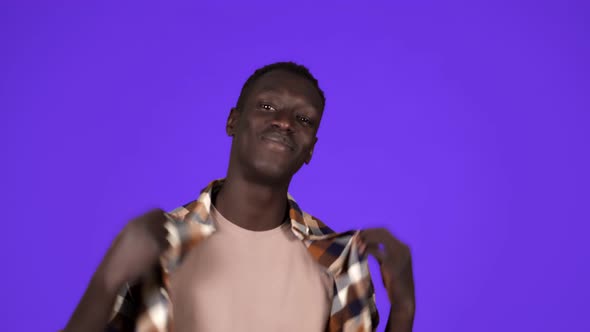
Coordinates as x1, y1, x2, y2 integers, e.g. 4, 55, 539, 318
246, 70, 323, 110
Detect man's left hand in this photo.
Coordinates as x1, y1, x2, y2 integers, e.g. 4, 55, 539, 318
356, 228, 415, 319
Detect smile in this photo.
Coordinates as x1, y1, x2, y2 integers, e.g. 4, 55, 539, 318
260, 132, 295, 151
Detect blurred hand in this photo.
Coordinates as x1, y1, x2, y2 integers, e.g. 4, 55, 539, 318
96, 209, 170, 292
356, 228, 415, 319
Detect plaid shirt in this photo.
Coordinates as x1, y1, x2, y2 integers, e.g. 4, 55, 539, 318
106, 179, 379, 332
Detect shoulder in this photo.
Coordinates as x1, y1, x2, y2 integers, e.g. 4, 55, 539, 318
167, 199, 197, 219
288, 195, 336, 235
301, 210, 336, 235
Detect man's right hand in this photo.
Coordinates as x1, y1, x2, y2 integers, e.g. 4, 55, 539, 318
64, 208, 170, 332
96, 208, 170, 293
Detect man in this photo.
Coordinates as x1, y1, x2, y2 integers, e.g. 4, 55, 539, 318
64, 62, 415, 331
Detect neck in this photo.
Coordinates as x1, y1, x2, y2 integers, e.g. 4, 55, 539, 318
214, 173, 290, 232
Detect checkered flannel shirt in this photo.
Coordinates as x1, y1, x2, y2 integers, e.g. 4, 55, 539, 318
106, 179, 379, 331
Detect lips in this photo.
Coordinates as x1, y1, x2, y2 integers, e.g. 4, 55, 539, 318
261, 131, 295, 151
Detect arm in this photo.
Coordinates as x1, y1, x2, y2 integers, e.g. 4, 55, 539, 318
356, 228, 416, 332
63, 209, 169, 331
63, 269, 120, 332
385, 309, 415, 332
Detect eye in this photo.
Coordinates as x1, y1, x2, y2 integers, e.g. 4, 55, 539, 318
297, 115, 313, 126
260, 103, 276, 111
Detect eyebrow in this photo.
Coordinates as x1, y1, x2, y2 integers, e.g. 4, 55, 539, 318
256, 89, 320, 111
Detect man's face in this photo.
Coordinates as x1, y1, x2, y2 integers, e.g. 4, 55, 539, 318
226, 69, 323, 184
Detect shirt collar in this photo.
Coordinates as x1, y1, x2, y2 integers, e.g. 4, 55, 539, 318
161, 178, 334, 273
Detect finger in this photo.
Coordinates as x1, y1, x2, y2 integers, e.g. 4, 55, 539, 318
363, 243, 387, 264
359, 228, 404, 251
354, 234, 369, 256
144, 208, 167, 223
142, 209, 169, 248
359, 227, 395, 243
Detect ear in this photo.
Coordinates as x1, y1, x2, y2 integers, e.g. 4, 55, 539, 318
226, 107, 240, 136
304, 137, 318, 165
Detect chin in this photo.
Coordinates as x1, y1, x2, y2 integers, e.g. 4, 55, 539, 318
246, 159, 297, 185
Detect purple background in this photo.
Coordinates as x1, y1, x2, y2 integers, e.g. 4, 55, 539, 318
1, 1, 589, 331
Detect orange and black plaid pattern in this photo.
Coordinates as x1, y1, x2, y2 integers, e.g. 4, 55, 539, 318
106, 179, 379, 332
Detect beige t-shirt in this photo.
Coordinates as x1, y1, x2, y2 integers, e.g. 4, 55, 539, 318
168, 205, 334, 332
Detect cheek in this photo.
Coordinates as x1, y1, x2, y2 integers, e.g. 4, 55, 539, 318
299, 136, 316, 153
235, 119, 266, 154
235, 116, 257, 139
239, 111, 265, 133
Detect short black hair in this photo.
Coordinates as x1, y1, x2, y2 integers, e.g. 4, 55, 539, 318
236, 61, 326, 111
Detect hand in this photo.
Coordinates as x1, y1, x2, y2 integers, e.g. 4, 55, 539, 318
356, 228, 415, 318
63, 209, 170, 332
96, 209, 170, 293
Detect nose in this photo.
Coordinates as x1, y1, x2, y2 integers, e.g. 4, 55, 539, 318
270, 110, 294, 131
